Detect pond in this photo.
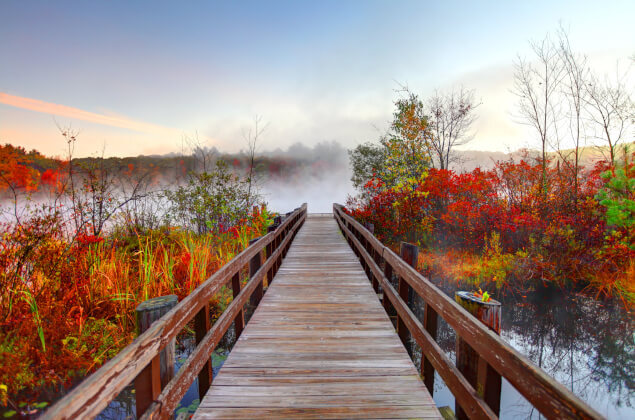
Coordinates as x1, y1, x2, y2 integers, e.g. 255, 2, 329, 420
409, 280, 634, 419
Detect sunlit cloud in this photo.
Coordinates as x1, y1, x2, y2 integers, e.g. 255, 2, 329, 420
0, 92, 181, 136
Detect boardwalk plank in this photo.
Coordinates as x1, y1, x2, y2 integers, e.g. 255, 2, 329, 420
194, 215, 440, 419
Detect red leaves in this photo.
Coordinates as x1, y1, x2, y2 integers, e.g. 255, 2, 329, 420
76, 234, 104, 245
40, 169, 59, 186
348, 158, 631, 299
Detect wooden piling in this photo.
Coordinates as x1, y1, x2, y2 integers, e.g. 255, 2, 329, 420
134, 295, 178, 417
455, 291, 502, 418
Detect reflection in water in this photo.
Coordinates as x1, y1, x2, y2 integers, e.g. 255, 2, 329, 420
410, 281, 634, 419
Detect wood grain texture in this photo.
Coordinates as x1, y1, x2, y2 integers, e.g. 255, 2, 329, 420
194, 215, 440, 420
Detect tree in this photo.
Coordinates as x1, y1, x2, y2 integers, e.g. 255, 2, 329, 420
557, 26, 589, 204
165, 160, 252, 234
382, 91, 432, 189
427, 87, 480, 170
595, 146, 634, 229
585, 68, 633, 166
348, 141, 386, 192
513, 35, 565, 199
242, 116, 267, 210
381, 92, 433, 243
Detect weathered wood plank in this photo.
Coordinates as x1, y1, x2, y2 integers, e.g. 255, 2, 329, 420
194, 215, 440, 419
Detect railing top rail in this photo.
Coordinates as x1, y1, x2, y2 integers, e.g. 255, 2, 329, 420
43, 204, 307, 420
333, 203, 603, 420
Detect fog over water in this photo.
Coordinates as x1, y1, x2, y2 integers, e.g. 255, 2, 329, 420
261, 166, 354, 214
256, 141, 354, 213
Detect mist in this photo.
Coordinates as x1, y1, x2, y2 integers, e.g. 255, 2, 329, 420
257, 141, 354, 213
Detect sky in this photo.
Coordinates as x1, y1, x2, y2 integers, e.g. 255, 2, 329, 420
0, 0, 633, 158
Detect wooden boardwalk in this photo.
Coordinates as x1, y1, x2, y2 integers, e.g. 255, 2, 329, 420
194, 215, 440, 419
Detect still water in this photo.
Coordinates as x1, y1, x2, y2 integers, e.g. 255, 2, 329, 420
98, 285, 632, 419
410, 281, 634, 419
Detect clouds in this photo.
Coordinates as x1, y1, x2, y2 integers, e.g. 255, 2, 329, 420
1, 2, 633, 157
0, 92, 180, 137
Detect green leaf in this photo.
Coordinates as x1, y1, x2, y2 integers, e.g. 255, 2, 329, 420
3, 411, 16, 418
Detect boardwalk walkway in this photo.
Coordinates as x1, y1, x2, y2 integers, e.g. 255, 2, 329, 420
194, 214, 440, 419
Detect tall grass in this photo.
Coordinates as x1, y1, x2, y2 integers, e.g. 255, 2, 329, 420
0, 207, 272, 406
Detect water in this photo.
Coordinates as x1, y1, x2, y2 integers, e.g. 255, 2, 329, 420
98, 330, 234, 420
408, 281, 634, 419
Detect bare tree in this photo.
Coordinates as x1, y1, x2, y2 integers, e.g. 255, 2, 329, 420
585, 66, 633, 166
513, 35, 565, 197
242, 115, 268, 209
427, 87, 480, 169
182, 131, 217, 173
557, 26, 589, 204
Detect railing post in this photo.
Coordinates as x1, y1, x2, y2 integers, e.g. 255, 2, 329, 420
422, 302, 438, 395
194, 304, 212, 398
455, 291, 502, 419
267, 224, 277, 285
398, 242, 418, 356
134, 295, 177, 417
249, 237, 263, 307
365, 223, 379, 292
273, 216, 283, 273
231, 272, 244, 338
382, 261, 393, 316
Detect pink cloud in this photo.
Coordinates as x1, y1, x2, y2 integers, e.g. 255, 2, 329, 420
0, 92, 180, 136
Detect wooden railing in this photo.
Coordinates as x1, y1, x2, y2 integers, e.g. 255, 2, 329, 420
333, 203, 602, 420
43, 204, 307, 420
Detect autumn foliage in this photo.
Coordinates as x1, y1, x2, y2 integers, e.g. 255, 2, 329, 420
347, 152, 635, 305
0, 144, 276, 411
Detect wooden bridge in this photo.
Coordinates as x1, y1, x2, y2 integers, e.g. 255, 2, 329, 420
44, 204, 603, 420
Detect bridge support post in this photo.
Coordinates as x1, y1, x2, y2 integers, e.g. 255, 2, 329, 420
364, 223, 380, 293
232, 272, 245, 338
421, 303, 438, 395
195, 303, 213, 398
267, 224, 277, 286
273, 216, 283, 273
134, 295, 178, 417
398, 242, 418, 357
455, 291, 502, 419
249, 237, 263, 307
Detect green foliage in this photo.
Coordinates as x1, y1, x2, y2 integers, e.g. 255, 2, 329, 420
0, 335, 34, 398
478, 232, 516, 288
61, 318, 123, 371
19, 290, 45, 352
348, 142, 385, 192
595, 155, 634, 229
176, 398, 200, 415
382, 92, 432, 191
165, 160, 254, 234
